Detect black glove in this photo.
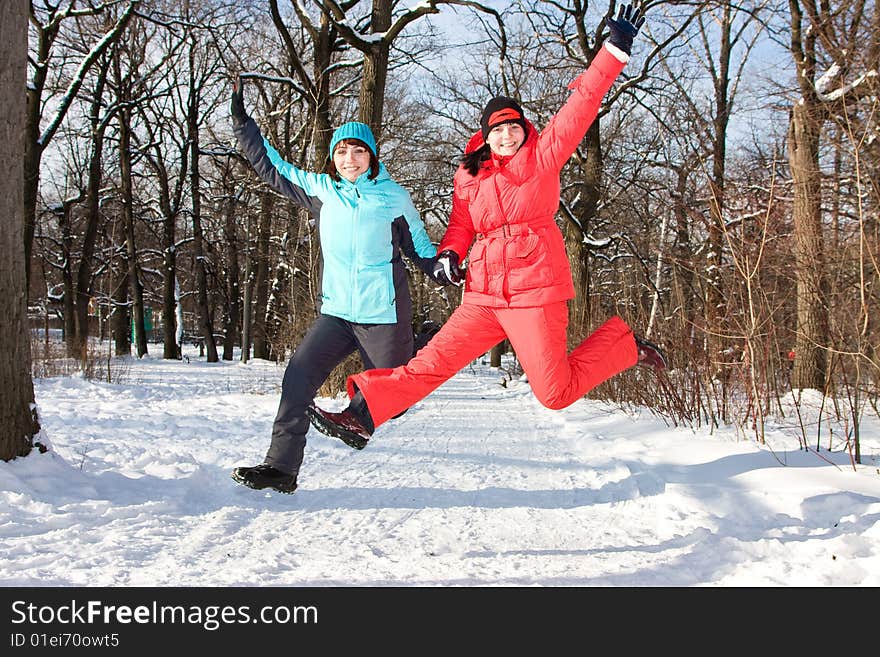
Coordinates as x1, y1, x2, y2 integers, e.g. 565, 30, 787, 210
605, 3, 645, 56
231, 75, 247, 120
432, 250, 464, 286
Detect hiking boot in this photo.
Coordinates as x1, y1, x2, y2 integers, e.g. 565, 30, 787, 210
634, 335, 668, 370
231, 464, 297, 494
307, 404, 372, 450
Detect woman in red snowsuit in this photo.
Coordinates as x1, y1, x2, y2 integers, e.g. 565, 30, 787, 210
309, 3, 666, 449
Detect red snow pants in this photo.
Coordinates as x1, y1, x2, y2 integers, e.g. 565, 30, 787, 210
347, 301, 638, 428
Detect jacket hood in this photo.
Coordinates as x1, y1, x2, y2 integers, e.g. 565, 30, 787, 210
374, 162, 391, 181
463, 117, 538, 155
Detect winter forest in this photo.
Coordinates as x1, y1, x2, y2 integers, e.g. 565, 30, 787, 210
2, 0, 879, 463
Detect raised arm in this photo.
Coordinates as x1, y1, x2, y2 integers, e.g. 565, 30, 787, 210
536, 3, 645, 172
230, 76, 324, 216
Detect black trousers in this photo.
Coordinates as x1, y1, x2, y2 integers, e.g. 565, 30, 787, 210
264, 313, 414, 475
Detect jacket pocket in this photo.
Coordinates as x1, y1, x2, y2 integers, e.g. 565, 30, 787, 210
354, 263, 395, 321
506, 234, 553, 291
466, 241, 488, 293
511, 233, 539, 259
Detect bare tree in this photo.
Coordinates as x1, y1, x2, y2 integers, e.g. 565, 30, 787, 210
315, 0, 504, 140
786, 0, 878, 391
110, 31, 150, 357
691, 2, 767, 376
220, 176, 242, 361
137, 107, 190, 358
133, 39, 190, 359
25, 0, 139, 294
264, 0, 345, 163
648, 0, 768, 405
252, 191, 275, 360
67, 53, 112, 360
185, 17, 218, 362
1, 0, 41, 461
102, 5, 183, 358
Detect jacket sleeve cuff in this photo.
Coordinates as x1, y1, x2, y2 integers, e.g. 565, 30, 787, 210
437, 245, 462, 261
604, 42, 630, 63
567, 44, 628, 92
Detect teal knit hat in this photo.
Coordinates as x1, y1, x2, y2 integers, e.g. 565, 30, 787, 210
329, 121, 377, 158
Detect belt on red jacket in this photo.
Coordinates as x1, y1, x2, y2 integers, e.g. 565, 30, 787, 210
475, 220, 556, 240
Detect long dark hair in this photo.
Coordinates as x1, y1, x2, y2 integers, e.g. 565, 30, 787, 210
325, 138, 380, 181
460, 143, 491, 177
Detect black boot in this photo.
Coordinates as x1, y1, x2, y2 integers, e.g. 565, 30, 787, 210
634, 335, 668, 370
231, 464, 298, 493
307, 391, 374, 450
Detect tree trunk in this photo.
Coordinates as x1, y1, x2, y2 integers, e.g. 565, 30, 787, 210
118, 100, 147, 358
358, 0, 392, 142
241, 217, 251, 363
190, 175, 217, 361
1, 0, 40, 460
58, 203, 76, 348
671, 165, 696, 342
265, 239, 292, 361
490, 343, 505, 368
705, 178, 725, 370
111, 260, 130, 356
252, 191, 273, 360
312, 12, 334, 164
788, 101, 829, 390
71, 67, 110, 362
23, 105, 40, 300
187, 43, 217, 363
222, 194, 241, 361
162, 232, 179, 359
158, 176, 180, 359
359, 44, 390, 141
566, 121, 602, 343
22, 12, 52, 299
704, 3, 733, 377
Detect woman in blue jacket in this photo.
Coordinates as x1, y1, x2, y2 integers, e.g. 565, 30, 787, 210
229, 77, 438, 493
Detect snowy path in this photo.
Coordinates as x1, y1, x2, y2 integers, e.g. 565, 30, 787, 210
2, 349, 879, 586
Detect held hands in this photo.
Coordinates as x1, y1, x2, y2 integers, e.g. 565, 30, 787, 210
231, 75, 247, 120
432, 250, 464, 287
605, 2, 646, 56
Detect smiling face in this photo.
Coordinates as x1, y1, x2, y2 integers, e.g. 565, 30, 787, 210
332, 140, 372, 182
486, 122, 525, 157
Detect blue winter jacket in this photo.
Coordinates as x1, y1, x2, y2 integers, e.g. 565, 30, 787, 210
234, 116, 437, 324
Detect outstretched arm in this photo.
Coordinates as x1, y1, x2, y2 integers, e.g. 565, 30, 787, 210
231, 76, 323, 216
536, 3, 646, 171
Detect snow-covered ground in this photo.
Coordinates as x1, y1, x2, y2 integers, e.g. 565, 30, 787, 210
2, 344, 878, 586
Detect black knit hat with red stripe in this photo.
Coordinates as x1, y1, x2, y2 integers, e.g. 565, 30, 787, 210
480, 96, 528, 140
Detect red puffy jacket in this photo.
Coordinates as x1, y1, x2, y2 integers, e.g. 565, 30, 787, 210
438, 44, 627, 308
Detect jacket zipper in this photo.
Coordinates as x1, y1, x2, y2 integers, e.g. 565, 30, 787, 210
492, 170, 509, 297
351, 184, 360, 319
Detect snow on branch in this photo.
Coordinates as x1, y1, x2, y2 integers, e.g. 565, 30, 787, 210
38, 0, 140, 148
239, 72, 308, 100
815, 64, 878, 103
315, 0, 505, 58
